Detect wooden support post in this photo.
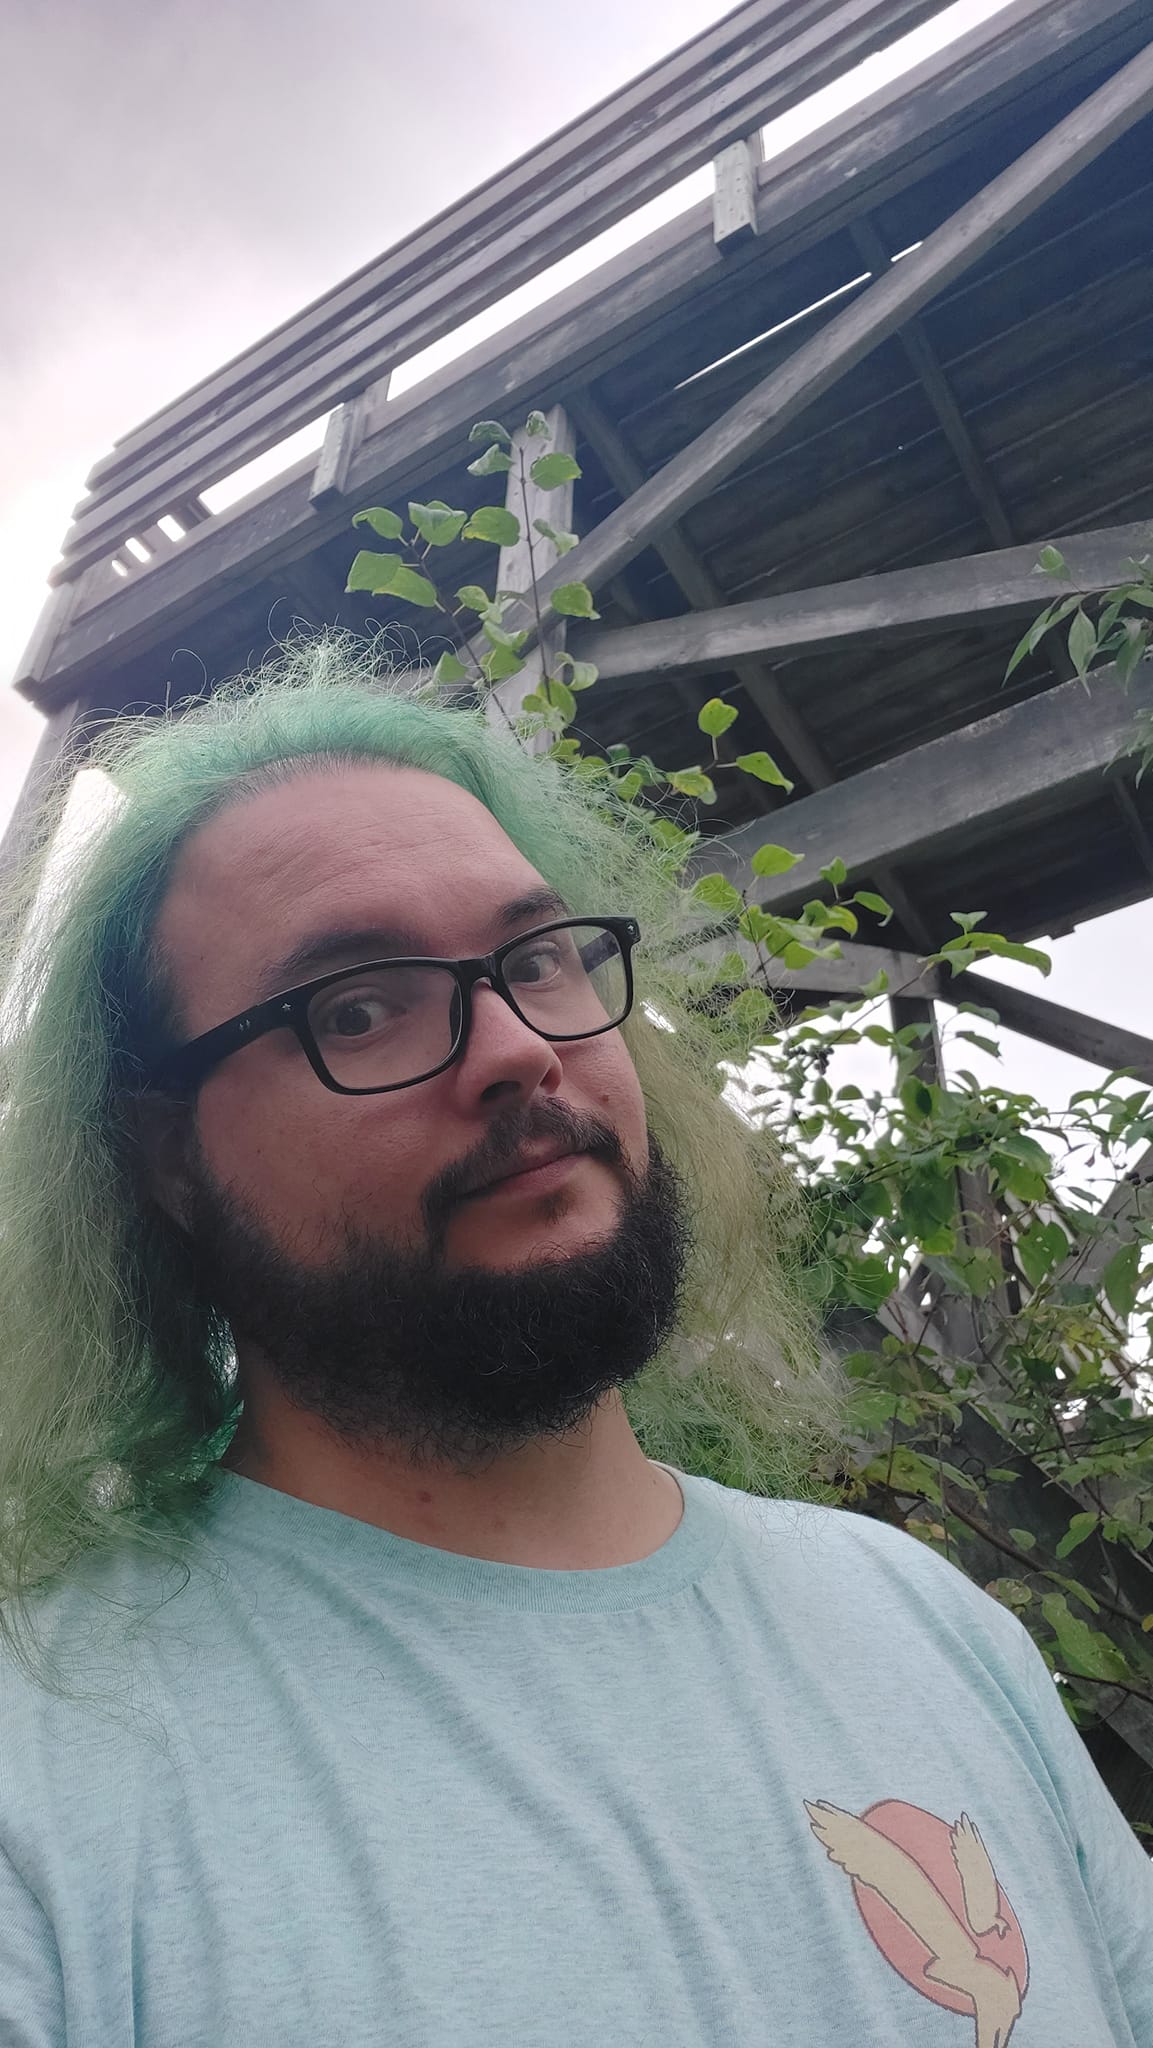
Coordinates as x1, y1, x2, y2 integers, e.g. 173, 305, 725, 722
310, 376, 392, 508
713, 132, 763, 251
485, 403, 575, 750
0, 699, 91, 890
530, 42, 1153, 625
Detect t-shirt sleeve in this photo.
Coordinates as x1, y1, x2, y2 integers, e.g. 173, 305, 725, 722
0, 1838, 65, 2048
1013, 1614, 1153, 2040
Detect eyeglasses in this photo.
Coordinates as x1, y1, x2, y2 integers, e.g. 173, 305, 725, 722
149, 916, 641, 1097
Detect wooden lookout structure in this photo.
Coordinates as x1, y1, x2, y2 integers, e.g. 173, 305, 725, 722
7, 0, 1153, 1816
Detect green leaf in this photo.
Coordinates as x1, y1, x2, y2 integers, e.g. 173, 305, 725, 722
545, 676, 577, 723
615, 769, 644, 801
717, 950, 747, 980
346, 548, 401, 594
524, 410, 550, 438
951, 910, 987, 933
408, 500, 466, 547
735, 750, 794, 791
480, 643, 525, 684
455, 584, 492, 612
346, 551, 438, 607
727, 988, 773, 1032
1103, 1241, 1142, 1320
467, 443, 514, 477
352, 506, 404, 540
1068, 607, 1097, 678
668, 767, 716, 802
552, 581, 600, 619
820, 858, 847, 889
529, 451, 582, 490
1037, 544, 1071, 579
698, 697, 739, 738
853, 892, 893, 924
751, 842, 802, 878
463, 506, 521, 547
898, 1163, 957, 1249
692, 873, 744, 915
432, 649, 469, 686
468, 419, 512, 445
1016, 1220, 1065, 1289
566, 658, 597, 690
390, 565, 439, 608
1055, 1512, 1099, 1559
533, 518, 579, 556
1040, 1594, 1133, 1683
1009, 1527, 1037, 1551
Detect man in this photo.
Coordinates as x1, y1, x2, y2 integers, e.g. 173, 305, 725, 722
0, 648, 1150, 2048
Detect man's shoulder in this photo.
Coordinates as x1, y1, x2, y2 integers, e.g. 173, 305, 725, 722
694, 1475, 1029, 1657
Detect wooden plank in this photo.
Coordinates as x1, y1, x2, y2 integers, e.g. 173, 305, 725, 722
526, 40, 1153, 630
62, 0, 941, 569
708, 657, 1153, 904
713, 134, 763, 250
576, 518, 1153, 683
309, 375, 391, 507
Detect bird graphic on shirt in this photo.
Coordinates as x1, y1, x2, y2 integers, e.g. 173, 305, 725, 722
805, 1799, 1025, 2048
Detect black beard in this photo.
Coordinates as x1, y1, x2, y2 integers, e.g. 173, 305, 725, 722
182, 1103, 690, 1475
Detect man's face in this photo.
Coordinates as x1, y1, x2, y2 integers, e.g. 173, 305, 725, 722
150, 760, 689, 1468
154, 762, 651, 1275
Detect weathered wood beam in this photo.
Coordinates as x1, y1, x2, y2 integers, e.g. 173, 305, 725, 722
713, 133, 764, 251
62, 0, 943, 573
26, 0, 1137, 705
849, 214, 1017, 549
687, 928, 1153, 1082
1055, 1143, 1153, 1296
566, 386, 835, 790
708, 658, 1153, 905
575, 518, 1153, 684
309, 376, 391, 508
567, 391, 935, 940
528, 42, 1153, 627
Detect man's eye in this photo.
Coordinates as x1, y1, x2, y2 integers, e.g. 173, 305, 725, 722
316, 992, 403, 1039
510, 944, 566, 985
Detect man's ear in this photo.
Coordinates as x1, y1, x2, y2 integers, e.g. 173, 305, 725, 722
128, 1092, 198, 1233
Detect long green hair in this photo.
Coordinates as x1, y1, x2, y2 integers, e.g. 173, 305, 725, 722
0, 634, 842, 1693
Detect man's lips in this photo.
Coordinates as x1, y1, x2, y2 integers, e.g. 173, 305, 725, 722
456, 1142, 587, 1202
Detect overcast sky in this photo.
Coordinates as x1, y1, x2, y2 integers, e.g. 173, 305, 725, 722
3, 0, 1150, 1129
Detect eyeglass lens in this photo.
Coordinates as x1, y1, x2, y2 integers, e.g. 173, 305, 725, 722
306, 923, 629, 1089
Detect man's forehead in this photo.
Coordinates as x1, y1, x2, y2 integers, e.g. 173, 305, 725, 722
155, 762, 547, 1011
168, 762, 536, 896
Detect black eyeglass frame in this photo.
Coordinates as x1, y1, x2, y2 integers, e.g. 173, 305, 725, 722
149, 915, 641, 1097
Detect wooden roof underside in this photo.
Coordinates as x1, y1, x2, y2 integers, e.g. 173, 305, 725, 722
13, 0, 1153, 957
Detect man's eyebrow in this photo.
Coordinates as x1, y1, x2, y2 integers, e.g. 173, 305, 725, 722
255, 887, 572, 999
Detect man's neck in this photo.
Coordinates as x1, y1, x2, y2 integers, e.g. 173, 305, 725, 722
220, 1384, 683, 1569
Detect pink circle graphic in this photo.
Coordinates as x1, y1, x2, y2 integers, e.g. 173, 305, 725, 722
847, 1799, 1028, 2017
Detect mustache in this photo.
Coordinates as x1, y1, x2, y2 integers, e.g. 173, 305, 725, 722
421, 1100, 626, 1248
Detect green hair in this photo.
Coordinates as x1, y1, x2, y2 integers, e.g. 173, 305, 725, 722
0, 633, 842, 1697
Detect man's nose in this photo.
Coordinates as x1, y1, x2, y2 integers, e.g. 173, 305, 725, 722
456, 980, 564, 1103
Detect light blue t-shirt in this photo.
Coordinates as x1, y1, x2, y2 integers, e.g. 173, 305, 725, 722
1, 1464, 1150, 2047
